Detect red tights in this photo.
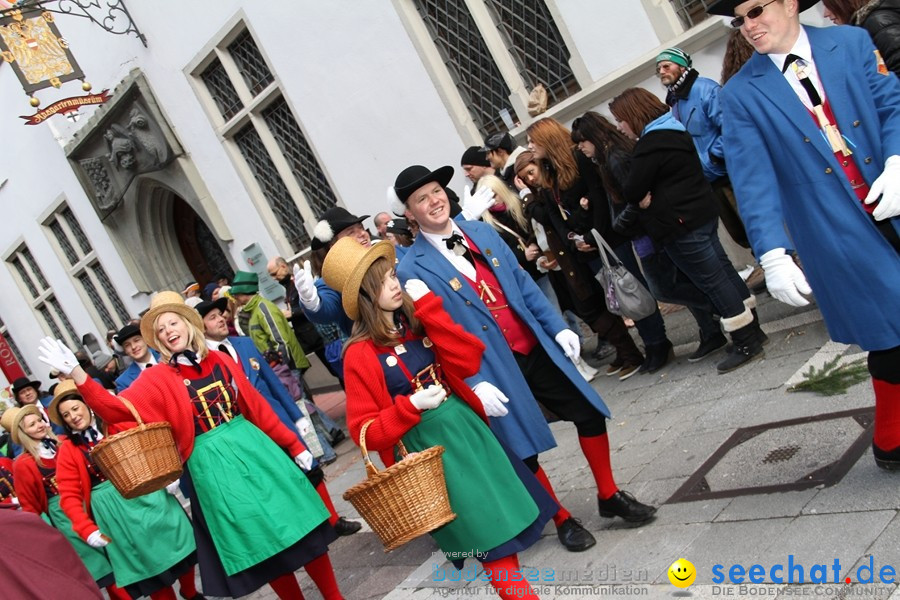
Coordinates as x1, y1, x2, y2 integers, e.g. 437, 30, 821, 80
268, 553, 342, 600
482, 554, 540, 600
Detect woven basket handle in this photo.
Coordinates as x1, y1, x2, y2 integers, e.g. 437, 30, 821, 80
359, 420, 409, 478
115, 395, 144, 427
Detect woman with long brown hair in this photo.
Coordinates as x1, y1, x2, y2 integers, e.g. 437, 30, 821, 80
571, 110, 729, 363
324, 237, 554, 600
526, 117, 671, 377
608, 87, 765, 374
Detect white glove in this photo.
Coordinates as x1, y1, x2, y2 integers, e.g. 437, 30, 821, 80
37, 337, 79, 375
10, 496, 19, 506
460, 185, 496, 220
293, 261, 321, 312
294, 417, 311, 436
555, 329, 581, 361
165, 481, 180, 495
294, 450, 314, 471
409, 385, 446, 411
760, 248, 812, 307
87, 530, 110, 548
472, 381, 509, 418
865, 155, 900, 220
404, 279, 430, 301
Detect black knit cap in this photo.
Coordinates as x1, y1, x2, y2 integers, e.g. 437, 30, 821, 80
460, 146, 491, 167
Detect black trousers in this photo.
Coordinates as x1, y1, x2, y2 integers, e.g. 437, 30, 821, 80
514, 342, 607, 437
869, 345, 900, 384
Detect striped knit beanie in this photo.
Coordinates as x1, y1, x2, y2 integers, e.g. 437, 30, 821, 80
656, 47, 691, 69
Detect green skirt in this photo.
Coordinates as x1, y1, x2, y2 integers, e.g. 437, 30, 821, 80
47, 494, 114, 582
186, 415, 330, 576
91, 480, 196, 588
400, 396, 538, 559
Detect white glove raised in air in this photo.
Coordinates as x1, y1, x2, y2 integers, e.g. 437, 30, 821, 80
471, 381, 509, 418
37, 337, 79, 376
760, 248, 812, 307
87, 530, 110, 548
403, 279, 430, 302
554, 329, 581, 361
294, 417, 311, 436
865, 155, 900, 221
409, 385, 447, 411
294, 450, 314, 471
460, 185, 496, 221
293, 261, 321, 312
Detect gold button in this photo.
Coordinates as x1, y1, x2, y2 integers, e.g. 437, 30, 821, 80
825, 168, 832, 174
559, 251, 565, 256
465, 300, 471, 305
865, 157, 873, 164
842, 161, 849, 167
853, 120, 860, 127
803, 137, 810, 143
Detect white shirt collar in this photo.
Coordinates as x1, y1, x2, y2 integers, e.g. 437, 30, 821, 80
768, 26, 812, 71
206, 337, 237, 361
419, 223, 476, 280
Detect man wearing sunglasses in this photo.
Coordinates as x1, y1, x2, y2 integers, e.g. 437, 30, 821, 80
711, 0, 900, 470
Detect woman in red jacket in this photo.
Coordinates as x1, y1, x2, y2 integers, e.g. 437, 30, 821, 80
51, 380, 202, 600
38, 290, 343, 600
0, 455, 17, 507
1, 404, 127, 599
323, 238, 556, 600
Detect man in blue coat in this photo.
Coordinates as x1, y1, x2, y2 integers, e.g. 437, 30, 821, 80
712, 0, 900, 469
196, 299, 361, 536
393, 165, 657, 551
113, 323, 160, 392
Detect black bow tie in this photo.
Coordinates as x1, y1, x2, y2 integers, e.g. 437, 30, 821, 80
40, 438, 57, 451
443, 232, 466, 251
170, 350, 202, 372
81, 428, 100, 445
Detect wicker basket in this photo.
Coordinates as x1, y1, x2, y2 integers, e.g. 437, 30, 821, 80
342, 420, 456, 552
90, 396, 183, 500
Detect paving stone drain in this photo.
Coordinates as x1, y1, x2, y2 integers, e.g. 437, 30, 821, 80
668, 408, 874, 503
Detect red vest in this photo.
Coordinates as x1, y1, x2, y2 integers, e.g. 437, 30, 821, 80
462, 234, 538, 356
811, 100, 873, 212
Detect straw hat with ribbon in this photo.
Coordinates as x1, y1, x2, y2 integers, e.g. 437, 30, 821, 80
0, 405, 44, 445
47, 380, 81, 427
140, 290, 205, 352
321, 238, 396, 320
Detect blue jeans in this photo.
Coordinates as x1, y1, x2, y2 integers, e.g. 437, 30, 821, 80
640, 251, 722, 341
590, 243, 668, 347
661, 219, 750, 321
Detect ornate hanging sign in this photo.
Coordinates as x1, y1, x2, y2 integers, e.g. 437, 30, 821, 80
0, 7, 84, 94
19, 88, 110, 124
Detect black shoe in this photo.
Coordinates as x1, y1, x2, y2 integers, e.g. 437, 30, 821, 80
639, 340, 674, 374
334, 517, 363, 536
556, 517, 596, 552
873, 443, 900, 471
330, 430, 346, 445
597, 490, 657, 523
592, 341, 616, 362
688, 333, 728, 362
716, 342, 763, 374
180, 593, 207, 600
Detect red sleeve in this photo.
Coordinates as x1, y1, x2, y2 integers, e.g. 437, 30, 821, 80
344, 341, 422, 466
77, 374, 167, 426
56, 442, 98, 541
12, 456, 47, 516
214, 353, 305, 457
413, 292, 485, 379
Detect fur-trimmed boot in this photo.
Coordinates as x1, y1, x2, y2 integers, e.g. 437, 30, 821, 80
717, 307, 764, 374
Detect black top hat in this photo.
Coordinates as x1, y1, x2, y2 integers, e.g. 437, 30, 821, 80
11, 377, 41, 396
195, 298, 229, 318
114, 323, 141, 345
392, 165, 454, 204
706, 0, 817, 16
482, 132, 515, 153
311, 206, 370, 251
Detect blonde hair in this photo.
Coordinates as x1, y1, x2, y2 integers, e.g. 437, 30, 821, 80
153, 312, 210, 363
16, 407, 58, 468
478, 175, 529, 232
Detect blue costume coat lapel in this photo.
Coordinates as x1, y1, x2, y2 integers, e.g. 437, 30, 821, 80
746, 49, 836, 166
808, 27, 854, 141
410, 236, 493, 321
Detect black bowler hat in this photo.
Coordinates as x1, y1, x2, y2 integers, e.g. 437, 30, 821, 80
195, 298, 229, 318
11, 377, 41, 396
385, 217, 412, 237
706, 0, 817, 17
393, 165, 454, 204
311, 206, 370, 251
114, 323, 141, 345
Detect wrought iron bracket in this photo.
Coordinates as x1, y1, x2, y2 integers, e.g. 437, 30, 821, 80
1, 0, 147, 46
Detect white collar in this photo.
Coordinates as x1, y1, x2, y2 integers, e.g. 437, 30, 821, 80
205, 337, 232, 351
768, 26, 811, 71
419, 222, 464, 251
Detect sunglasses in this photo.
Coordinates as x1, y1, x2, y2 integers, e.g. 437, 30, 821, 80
730, 0, 778, 28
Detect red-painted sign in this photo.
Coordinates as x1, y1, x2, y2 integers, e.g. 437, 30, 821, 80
19, 89, 110, 125
0, 335, 26, 382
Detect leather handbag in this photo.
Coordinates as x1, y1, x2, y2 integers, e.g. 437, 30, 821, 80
590, 229, 658, 321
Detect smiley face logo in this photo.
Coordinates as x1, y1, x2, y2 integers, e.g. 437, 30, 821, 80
668, 558, 696, 588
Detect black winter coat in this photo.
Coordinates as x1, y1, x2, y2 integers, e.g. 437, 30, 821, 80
854, 0, 900, 77
622, 128, 718, 244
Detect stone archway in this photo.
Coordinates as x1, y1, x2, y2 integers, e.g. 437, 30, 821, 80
172, 196, 234, 287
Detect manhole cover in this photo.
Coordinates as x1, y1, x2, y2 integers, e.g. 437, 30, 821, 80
668, 408, 874, 503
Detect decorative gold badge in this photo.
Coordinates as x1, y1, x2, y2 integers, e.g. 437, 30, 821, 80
249, 357, 261, 371
422, 337, 433, 348
450, 277, 462, 291
492, 258, 500, 267
485, 248, 492, 256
